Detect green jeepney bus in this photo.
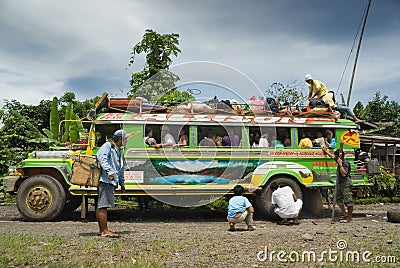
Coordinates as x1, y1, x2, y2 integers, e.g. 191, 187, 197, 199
3, 98, 380, 221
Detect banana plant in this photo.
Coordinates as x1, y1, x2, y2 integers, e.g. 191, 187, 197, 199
49, 97, 60, 140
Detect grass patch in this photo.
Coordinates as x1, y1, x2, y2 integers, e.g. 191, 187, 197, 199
0, 233, 184, 267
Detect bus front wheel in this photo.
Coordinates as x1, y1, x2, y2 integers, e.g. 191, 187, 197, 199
255, 176, 303, 220
16, 175, 66, 221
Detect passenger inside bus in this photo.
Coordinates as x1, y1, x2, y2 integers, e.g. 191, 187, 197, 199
198, 127, 223, 147
161, 126, 176, 146
144, 126, 158, 146
143, 125, 182, 148
312, 130, 325, 148
325, 130, 336, 149
222, 128, 240, 147
251, 130, 270, 148
177, 128, 188, 147
271, 135, 284, 148
208, 130, 223, 147
284, 133, 291, 147
298, 131, 313, 148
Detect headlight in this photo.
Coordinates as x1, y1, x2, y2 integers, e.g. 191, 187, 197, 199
8, 167, 21, 176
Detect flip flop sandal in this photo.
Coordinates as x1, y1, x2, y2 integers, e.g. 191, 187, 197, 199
100, 233, 120, 238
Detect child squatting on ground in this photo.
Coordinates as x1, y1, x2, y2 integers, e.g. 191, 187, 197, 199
227, 185, 256, 231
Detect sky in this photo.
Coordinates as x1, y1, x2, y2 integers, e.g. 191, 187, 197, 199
1, 0, 400, 109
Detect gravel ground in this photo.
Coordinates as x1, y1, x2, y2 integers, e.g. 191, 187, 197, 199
0, 203, 399, 267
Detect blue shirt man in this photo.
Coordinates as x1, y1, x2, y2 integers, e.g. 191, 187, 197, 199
97, 138, 125, 188
96, 129, 129, 237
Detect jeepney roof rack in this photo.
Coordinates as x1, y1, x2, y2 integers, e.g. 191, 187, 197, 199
91, 92, 351, 122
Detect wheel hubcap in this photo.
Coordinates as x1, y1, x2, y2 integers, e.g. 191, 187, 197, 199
27, 187, 51, 211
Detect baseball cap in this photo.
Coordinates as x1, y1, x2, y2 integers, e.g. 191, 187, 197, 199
113, 129, 131, 139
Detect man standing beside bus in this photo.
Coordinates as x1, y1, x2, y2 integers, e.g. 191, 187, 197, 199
322, 146, 353, 223
96, 129, 128, 237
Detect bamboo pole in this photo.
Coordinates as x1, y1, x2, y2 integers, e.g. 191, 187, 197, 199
347, 0, 372, 107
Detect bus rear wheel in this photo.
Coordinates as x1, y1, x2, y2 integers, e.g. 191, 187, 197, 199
255, 176, 303, 220
16, 175, 66, 221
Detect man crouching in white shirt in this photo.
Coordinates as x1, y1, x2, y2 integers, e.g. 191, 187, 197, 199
270, 181, 303, 225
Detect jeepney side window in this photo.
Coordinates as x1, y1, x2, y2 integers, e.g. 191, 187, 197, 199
143, 124, 162, 146
95, 124, 121, 146
143, 124, 188, 147
297, 128, 313, 148
249, 127, 273, 148
297, 128, 337, 149
176, 125, 189, 147
198, 126, 225, 147
221, 126, 242, 147
272, 127, 290, 148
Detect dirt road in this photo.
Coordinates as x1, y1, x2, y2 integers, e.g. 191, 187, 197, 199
0, 203, 399, 267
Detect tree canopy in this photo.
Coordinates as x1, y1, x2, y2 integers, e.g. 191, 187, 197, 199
265, 81, 307, 106
353, 92, 400, 137
128, 29, 193, 105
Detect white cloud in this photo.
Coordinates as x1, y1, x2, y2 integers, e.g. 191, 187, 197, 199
0, 0, 399, 109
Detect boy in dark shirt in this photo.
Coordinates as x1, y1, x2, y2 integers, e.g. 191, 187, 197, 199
322, 146, 353, 223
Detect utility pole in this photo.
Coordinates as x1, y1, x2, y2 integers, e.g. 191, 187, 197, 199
347, 0, 372, 107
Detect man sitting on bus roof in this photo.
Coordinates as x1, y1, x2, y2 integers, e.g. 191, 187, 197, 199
305, 74, 336, 110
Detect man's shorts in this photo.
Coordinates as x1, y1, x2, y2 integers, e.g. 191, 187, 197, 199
97, 182, 115, 209
337, 178, 353, 207
322, 93, 337, 108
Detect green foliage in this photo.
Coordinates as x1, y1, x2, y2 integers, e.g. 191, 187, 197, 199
0, 99, 51, 131
129, 29, 181, 70
366, 92, 399, 122
59, 92, 97, 120
50, 97, 59, 139
265, 81, 307, 106
0, 104, 50, 174
355, 92, 400, 137
200, 197, 228, 211
353, 101, 365, 119
364, 168, 397, 198
157, 88, 195, 107
69, 112, 79, 143
131, 69, 181, 103
62, 102, 73, 142
0, 94, 99, 175
128, 29, 194, 104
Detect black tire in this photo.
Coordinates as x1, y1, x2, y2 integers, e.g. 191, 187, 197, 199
255, 176, 303, 220
387, 208, 400, 223
16, 175, 66, 221
62, 192, 82, 213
